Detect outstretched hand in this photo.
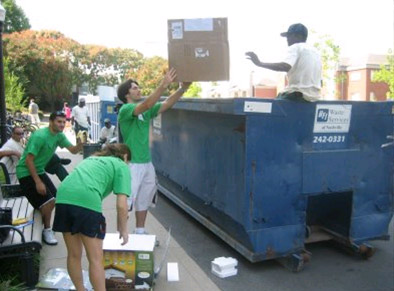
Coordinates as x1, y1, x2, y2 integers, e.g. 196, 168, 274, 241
119, 230, 129, 245
161, 68, 177, 89
245, 51, 261, 66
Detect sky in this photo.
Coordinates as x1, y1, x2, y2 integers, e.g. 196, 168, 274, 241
13, 0, 394, 91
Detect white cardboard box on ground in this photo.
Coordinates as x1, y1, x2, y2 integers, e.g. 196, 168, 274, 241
211, 257, 238, 272
211, 257, 238, 278
167, 262, 180, 281
103, 233, 156, 288
211, 267, 238, 278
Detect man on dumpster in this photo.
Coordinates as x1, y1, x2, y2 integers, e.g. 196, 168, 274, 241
117, 68, 191, 241
16, 111, 84, 245
246, 23, 322, 102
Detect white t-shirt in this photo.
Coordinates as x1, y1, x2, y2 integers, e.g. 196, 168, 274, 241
72, 106, 90, 128
100, 125, 116, 142
0, 138, 24, 184
282, 43, 322, 101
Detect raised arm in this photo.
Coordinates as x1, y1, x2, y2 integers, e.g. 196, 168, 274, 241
159, 82, 192, 114
246, 52, 291, 72
133, 68, 177, 116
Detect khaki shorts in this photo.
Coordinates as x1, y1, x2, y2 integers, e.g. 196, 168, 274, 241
128, 162, 157, 211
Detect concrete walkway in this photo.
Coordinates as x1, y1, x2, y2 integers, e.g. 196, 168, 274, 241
38, 128, 220, 290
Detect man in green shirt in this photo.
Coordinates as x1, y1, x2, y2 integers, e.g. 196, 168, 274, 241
117, 68, 191, 237
16, 111, 83, 245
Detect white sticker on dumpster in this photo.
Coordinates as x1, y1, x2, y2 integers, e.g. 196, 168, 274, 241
244, 101, 272, 113
153, 114, 162, 136
313, 104, 352, 133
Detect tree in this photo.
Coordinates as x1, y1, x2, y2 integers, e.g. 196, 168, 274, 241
313, 33, 340, 99
372, 50, 394, 99
183, 82, 202, 98
3, 30, 74, 110
1, 0, 30, 33
126, 56, 177, 96
4, 57, 26, 112
3, 29, 146, 109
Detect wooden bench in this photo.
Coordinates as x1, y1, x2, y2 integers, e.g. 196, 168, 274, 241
0, 184, 43, 289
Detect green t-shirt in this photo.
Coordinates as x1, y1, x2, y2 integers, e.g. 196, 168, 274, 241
16, 127, 72, 179
118, 103, 162, 163
56, 156, 131, 213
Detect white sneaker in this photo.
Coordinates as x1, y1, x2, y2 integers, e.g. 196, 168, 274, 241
133, 230, 160, 247
42, 229, 58, 245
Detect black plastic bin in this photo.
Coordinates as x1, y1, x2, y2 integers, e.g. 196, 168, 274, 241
83, 143, 102, 159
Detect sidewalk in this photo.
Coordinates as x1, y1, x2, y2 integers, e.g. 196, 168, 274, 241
38, 128, 220, 291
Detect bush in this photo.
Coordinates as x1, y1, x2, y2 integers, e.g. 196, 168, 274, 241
4, 57, 27, 113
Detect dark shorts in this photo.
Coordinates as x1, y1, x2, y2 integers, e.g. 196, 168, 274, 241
276, 91, 309, 102
18, 174, 57, 209
74, 122, 88, 134
53, 204, 106, 239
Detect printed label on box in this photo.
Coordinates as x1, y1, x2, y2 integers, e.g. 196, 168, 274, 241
184, 18, 213, 31
195, 48, 210, 58
171, 21, 183, 39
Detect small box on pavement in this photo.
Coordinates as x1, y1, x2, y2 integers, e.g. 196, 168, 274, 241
211, 257, 238, 278
103, 233, 155, 290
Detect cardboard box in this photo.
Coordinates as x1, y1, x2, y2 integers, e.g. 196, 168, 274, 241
168, 18, 230, 82
103, 233, 155, 289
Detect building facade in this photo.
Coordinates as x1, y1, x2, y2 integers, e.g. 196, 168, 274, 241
336, 55, 389, 101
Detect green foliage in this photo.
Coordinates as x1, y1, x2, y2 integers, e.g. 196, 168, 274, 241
313, 33, 340, 97
127, 56, 176, 96
0, 255, 32, 291
372, 50, 394, 99
3, 30, 145, 109
1, 0, 31, 33
4, 57, 26, 112
183, 82, 202, 98
0, 279, 26, 291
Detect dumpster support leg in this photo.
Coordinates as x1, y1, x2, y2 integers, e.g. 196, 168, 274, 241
350, 242, 376, 259
276, 250, 311, 272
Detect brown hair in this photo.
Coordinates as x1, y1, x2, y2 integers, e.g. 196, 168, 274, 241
117, 79, 139, 103
93, 143, 131, 161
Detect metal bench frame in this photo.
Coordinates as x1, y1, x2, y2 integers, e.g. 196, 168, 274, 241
0, 183, 43, 289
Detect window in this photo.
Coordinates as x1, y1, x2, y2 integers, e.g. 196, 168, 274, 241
370, 92, 377, 101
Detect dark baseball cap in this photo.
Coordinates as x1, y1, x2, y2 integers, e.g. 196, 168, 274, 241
280, 23, 308, 38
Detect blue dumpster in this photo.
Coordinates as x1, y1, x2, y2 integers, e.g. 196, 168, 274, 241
151, 98, 394, 268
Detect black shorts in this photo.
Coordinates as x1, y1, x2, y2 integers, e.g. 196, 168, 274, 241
53, 204, 106, 239
18, 174, 57, 209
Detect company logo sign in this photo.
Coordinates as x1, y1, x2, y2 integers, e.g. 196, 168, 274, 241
313, 104, 352, 133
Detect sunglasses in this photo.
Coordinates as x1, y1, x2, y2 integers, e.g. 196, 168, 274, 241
53, 111, 66, 117
14, 132, 24, 135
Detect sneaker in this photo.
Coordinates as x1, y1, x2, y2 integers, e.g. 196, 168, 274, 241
42, 229, 58, 245
133, 230, 160, 247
